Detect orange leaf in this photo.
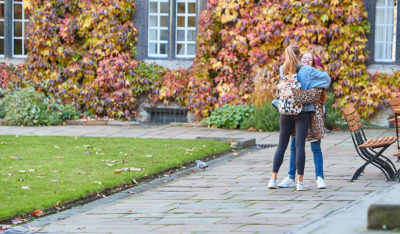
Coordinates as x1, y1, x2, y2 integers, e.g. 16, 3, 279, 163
31, 209, 45, 217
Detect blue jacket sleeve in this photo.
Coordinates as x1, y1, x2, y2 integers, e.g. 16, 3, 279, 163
309, 67, 331, 89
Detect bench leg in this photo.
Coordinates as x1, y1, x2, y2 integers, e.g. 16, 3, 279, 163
352, 146, 392, 181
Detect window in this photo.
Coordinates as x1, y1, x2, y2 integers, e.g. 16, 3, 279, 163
147, 0, 197, 59
176, 0, 196, 58
12, 0, 28, 57
148, 0, 169, 57
374, 0, 397, 62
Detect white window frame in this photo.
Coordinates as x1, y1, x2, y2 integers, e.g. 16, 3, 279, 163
12, 0, 28, 58
148, 0, 169, 58
175, 0, 196, 58
0, 0, 5, 57
374, 0, 397, 62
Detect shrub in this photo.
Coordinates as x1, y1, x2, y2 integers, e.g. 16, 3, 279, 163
241, 102, 280, 131
0, 87, 80, 126
325, 92, 345, 130
202, 104, 254, 129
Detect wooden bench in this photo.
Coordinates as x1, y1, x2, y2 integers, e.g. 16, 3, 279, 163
342, 105, 398, 181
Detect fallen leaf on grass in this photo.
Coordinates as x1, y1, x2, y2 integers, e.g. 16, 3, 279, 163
38, 173, 46, 176
76, 171, 87, 175
92, 181, 102, 184
51, 170, 58, 173
132, 179, 138, 184
151, 160, 158, 163
114, 170, 122, 174
0, 142, 7, 145
185, 148, 198, 152
31, 209, 45, 217
129, 168, 143, 172
54, 202, 61, 210
8, 173, 15, 176
9, 156, 22, 159
145, 155, 153, 158
83, 145, 91, 148
54, 145, 60, 149
17, 179, 24, 182
55, 156, 64, 159
51, 180, 63, 183
11, 218, 27, 224
83, 151, 90, 154
28, 169, 35, 172
21, 186, 29, 189
18, 170, 26, 173
106, 164, 115, 167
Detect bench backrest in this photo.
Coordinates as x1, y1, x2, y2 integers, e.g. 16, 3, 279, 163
342, 105, 362, 133
390, 97, 400, 150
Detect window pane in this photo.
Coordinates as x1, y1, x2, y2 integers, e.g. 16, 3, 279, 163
177, 43, 185, 55
388, 0, 394, 6
14, 39, 22, 55
160, 43, 167, 55
160, 30, 168, 40
374, 43, 383, 60
0, 39, 3, 55
177, 30, 185, 41
149, 16, 157, 27
24, 7, 29, 19
375, 25, 384, 42
149, 29, 158, 40
14, 22, 22, 37
160, 16, 168, 27
376, 0, 384, 6
177, 3, 185, 13
187, 44, 195, 55
149, 43, 157, 54
24, 21, 28, 34
188, 16, 196, 27
177, 16, 185, 27
188, 3, 196, 14
24, 41, 27, 55
386, 25, 394, 43
386, 42, 393, 60
187, 30, 196, 41
160, 2, 168, 13
14, 4, 22, 19
0, 4, 4, 19
0, 22, 3, 37
375, 8, 385, 24
150, 2, 158, 13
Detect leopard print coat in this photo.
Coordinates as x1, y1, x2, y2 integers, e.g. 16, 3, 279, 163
291, 88, 325, 141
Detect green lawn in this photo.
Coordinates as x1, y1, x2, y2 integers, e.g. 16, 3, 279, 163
0, 135, 231, 221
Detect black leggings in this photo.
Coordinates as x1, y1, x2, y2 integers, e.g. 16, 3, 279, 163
272, 112, 310, 175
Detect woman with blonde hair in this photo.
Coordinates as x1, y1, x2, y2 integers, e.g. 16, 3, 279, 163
268, 46, 331, 191
278, 51, 329, 189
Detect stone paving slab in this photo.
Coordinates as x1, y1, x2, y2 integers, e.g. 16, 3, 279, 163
1, 126, 399, 233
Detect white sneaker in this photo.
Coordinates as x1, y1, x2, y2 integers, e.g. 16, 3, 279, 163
316, 177, 327, 189
268, 179, 277, 189
278, 176, 296, 188
296, 182, 309, 191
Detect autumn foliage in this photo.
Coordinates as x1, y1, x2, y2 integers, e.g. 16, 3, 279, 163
15, 0, 400, 120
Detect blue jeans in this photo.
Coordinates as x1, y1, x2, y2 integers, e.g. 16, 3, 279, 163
288, 137, 324, 179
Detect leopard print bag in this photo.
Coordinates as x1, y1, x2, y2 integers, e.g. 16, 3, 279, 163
277, 74, 303, 115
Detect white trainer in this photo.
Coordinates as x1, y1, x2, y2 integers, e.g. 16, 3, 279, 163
268, 179, 277, 189
317, 177, 327, 189
278, 176, 296, 188
296, 182, 309, 191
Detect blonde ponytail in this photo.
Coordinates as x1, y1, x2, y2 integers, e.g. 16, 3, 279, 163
282, 45, 300, 77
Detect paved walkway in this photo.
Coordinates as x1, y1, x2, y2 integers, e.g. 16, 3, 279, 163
1, 126, 399, 233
